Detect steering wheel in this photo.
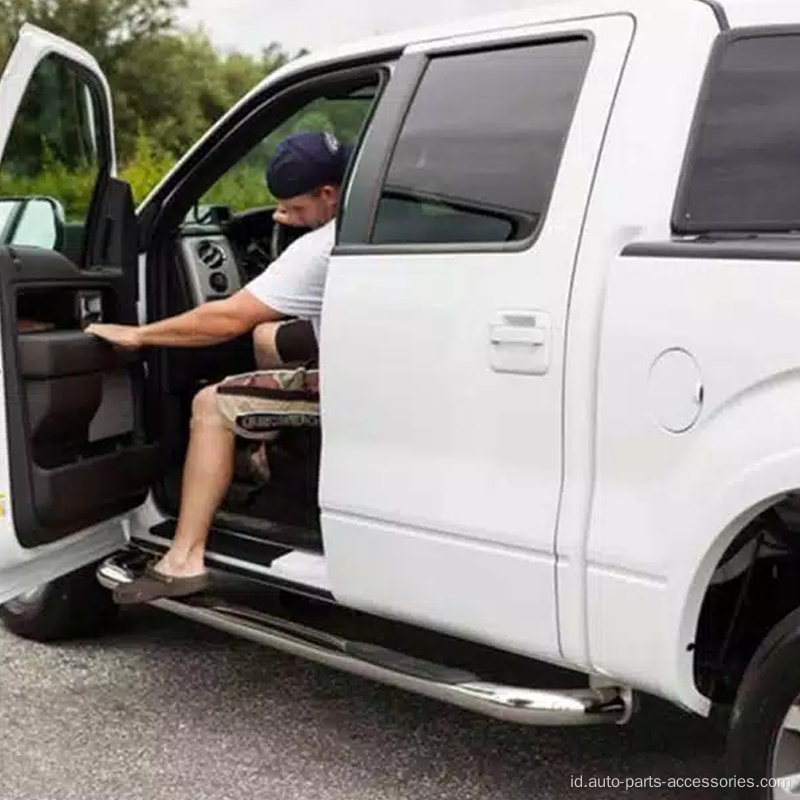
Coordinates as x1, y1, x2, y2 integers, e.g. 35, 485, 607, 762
270, 220, 285, 262
239, 221, 287, 280
269, 221, 313, 262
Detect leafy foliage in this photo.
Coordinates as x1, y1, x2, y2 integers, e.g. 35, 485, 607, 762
0, 0, 374, 226
0, 147, 97, 221
0, 0, 298, 161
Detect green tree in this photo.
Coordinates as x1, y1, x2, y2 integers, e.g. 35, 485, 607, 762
112, 30, 225, 157
0, 0, 186, 66
119, 126, 176, 203
0, 0, 295, 162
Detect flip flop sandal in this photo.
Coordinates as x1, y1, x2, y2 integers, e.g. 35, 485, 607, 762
113, 563, 210, 606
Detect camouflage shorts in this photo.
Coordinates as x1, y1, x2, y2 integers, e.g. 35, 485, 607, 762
215, 368, 320, 440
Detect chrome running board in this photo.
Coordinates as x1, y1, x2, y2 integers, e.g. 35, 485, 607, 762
98, 555, 633, 727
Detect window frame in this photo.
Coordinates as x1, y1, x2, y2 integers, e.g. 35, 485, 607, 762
672, 25, 800, 236
0, 51, 113, 266
337, 30, 595, 255
151, 63, 394, 238
193, 79, 386, 216
1, 51, 113, 184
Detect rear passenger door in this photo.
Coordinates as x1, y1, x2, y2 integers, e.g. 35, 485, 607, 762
321, 16, 633, 660
0, 25, 157, 604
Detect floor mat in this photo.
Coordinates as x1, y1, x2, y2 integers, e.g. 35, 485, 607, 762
158, 428, 322, 533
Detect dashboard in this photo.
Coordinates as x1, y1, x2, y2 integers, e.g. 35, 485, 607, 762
177, 206, 310, 306
180, 234, 241, 303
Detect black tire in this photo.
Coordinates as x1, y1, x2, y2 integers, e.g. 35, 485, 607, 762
726, 606, 800, 798
0, 563, 118, 642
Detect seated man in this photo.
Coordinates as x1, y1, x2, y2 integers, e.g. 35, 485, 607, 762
87, 131, 351, 604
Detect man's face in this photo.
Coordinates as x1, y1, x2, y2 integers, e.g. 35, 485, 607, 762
273, 185, 338, 229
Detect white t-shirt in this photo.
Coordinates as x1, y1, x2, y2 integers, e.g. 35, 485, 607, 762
244, 219, 335, 340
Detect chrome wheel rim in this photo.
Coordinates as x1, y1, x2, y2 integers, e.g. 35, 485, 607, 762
772, 702, 800, 797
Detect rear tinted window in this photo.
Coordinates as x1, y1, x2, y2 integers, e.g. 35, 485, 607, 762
370, 38, 592, 246
676, 32, 800, 233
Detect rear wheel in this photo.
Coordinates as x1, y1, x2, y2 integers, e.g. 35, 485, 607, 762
726, 606, 800, 798
0, 563, 118, 642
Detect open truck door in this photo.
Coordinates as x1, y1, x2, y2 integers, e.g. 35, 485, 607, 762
0, 24, 157, 605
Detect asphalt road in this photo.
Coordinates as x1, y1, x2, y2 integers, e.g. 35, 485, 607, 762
0, 606, 727, 800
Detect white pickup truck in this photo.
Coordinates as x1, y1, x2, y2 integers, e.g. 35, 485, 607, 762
2, 0, 800, 793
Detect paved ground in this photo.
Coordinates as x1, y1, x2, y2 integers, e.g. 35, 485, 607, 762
0, 606, 727, 800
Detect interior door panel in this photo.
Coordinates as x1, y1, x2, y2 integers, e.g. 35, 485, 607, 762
0, 245, 158, 547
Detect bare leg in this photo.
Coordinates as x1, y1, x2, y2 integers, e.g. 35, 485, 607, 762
253, 321, 284, 370
155, 384, 234, 577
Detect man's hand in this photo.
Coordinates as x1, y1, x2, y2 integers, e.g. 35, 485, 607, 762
82, 293, 280, 350
85, 323, 143, 350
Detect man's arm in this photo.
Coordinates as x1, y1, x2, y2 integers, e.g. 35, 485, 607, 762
86, 290, 284, 349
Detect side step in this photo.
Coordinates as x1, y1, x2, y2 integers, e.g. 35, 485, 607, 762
98, 557, 633, 727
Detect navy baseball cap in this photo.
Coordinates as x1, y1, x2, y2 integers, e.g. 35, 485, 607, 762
266, 131, 353, 199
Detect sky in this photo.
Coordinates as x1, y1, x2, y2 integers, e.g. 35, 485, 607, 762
180, 0, 545, 56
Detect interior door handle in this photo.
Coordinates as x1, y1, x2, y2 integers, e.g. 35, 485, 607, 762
76, 290, 104, 329
490, 324, 547, 346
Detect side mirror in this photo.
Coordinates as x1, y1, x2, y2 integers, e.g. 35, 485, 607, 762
0, 196, 66, 250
